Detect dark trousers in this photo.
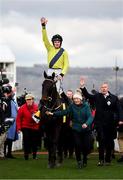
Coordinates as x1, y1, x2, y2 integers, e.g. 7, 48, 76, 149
97, 126, 114, 162
57, 124, 74, 162
73, 130, 92, 162
22, 128, 39, 156
4, 138, 13, 156
64, 125, 74, 157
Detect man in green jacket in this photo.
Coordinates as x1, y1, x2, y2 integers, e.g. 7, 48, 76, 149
40, 17, 69, 94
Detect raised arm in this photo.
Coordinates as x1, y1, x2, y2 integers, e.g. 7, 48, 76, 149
40, 17, 52, 51
80, 77, 95, 100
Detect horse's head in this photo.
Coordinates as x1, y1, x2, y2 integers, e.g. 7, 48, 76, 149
42, 71, 57, 102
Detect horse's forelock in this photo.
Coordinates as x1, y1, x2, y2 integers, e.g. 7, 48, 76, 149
42, 78, 56, 99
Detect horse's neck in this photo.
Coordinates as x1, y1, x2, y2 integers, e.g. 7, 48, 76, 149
52, 92, 62, 108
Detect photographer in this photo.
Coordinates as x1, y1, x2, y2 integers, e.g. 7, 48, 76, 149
17, 88, 27, 107
0, 79, 10, 159
0, 78, 9, 127
3, 85, 18, 159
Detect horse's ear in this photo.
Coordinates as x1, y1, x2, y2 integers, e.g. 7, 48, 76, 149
44, 71, 47, 78
52, 72, 55, 79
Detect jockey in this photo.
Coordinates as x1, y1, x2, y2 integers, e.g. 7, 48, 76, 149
40, 17, 69, 95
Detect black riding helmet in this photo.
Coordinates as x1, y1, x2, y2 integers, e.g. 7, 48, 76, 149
51, 34, 63, 43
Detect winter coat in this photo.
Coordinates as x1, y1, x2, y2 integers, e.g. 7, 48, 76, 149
16, 103, 39, 131
42, 27, 69, 75
81, 87, 123, 139
54, 101, 93, 132
7, 99, 18, 140
81, 87, 123, 127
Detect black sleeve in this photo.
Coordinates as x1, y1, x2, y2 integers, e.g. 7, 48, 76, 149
60, 91, 71, 106
80, 87, 95, 100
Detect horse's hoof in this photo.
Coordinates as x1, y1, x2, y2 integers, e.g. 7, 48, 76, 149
47, 163, 56, 168
56, 163, 62, 167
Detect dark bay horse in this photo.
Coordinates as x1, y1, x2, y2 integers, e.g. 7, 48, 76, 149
40, 71, 63, 168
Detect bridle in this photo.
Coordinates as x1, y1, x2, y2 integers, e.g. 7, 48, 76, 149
42, 78, 62, 112
43, 103, 62, 112
42, 78, 56, 101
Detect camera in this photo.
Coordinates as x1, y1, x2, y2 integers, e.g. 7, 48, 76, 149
2, 85, 12, 94
0, 78, 9, 86
0, 77, 11, 135
17, 88, 28, 107
0, 118, 14, 135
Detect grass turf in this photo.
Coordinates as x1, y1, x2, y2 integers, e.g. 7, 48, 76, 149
0, 153, 123, 179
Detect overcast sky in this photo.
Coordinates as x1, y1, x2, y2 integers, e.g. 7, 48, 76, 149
0, 0, 123, 68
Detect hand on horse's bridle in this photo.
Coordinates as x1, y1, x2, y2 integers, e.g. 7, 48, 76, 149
45, 111, 53, 116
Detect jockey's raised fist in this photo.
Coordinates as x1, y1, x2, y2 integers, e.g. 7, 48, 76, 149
41, 17, 48, 26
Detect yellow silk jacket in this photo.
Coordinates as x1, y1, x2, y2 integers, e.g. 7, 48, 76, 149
42, 27, 69, 75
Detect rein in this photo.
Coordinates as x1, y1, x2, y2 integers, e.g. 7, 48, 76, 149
43, 103, 62, 112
